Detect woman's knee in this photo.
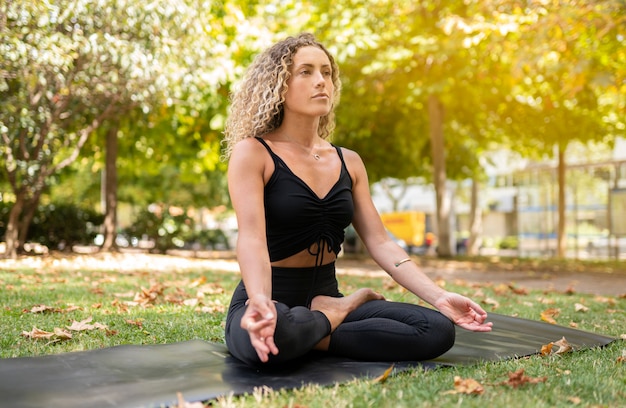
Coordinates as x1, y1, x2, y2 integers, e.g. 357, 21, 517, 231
430, 312, 456, 355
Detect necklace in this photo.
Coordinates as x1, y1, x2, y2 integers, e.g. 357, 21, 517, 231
285, 135, 321, 160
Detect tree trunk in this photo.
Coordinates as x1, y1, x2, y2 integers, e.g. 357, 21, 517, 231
556, 144, 567, 258
379, 179, 409, 212
467, 177, 483, 256
100, 124, 119, 252
3, 194, 25, 259
428, 94, 452, 257
17, 189, 44, 249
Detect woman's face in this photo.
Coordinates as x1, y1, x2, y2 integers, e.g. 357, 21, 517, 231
283, 46, 334, 119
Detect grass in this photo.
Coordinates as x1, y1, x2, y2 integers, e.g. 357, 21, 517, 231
0, 253, 624, 407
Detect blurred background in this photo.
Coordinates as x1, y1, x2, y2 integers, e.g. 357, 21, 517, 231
1, 0, 625, 260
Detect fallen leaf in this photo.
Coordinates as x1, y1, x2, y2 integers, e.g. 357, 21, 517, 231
444, 376, 485, 395
53, 327, 73, 340
552, 337, 573, 355
21, 327, 72, 342
183, 298, 199, 306
564, 286, 576, 295
67, 317, 95, 331
21, 327, 56, 340
493, 284, 509, 295
541, 336, 573, 356
126, 319, 144, 328
372, 364, 394, 384
540, 308, 560, 324
574, 303, 589, 312
188, 276, 206, 288
483, 298, 500, 309
196, 283, 225, 296
28, 305, 55, 313
540, 343, 553, 356
593, 296, 616, 306
133, 283, 166, 306
24, 304, 81, 314
616, 349, 625, 363
66, 317, 109, 332
508, 285, 529, 295
500, 369, 547, 388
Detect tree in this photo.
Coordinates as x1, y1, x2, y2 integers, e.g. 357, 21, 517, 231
328, 1, 534, 256
0, 0, 253, 257
502, 0, 626, 258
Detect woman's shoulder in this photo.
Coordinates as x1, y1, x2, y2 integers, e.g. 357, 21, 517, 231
231, 137, 264, 155
229, 137, 269, 166
337, 145, 365, 168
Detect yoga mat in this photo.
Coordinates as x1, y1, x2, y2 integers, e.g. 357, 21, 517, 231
0, 313, 614, 408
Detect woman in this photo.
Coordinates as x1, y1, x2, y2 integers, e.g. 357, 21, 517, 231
223, 33, 492, 367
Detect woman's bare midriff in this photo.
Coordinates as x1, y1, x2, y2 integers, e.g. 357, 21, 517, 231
270, 242, 337, 268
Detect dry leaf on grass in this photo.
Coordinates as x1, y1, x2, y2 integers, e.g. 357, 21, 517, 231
617, 349, 626, 363
500, 369, 547, 388
483, 298, 500, 309
574, 303, 589, 312
444, 376, 485, 395
126, 319, 144, 328
24, 304, 81, 314
593, 296, 616, 306
541, 336, 573, 356
66, 317, 108, 331
372, 364, 394, 384
508, 284, 529, 295
128, 283, 166, 307
21, 327, 72, 342
540, 308, 561, 324
188, 276, 207, 288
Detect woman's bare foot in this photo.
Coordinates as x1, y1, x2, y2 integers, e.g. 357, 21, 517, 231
310, 288, 384, 332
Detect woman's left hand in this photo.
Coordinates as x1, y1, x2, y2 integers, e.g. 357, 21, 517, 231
434, 292, 493, 332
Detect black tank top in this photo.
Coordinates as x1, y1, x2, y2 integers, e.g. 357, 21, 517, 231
256, 137, 354, 263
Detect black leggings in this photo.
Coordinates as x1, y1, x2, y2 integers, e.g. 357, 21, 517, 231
224, 263, 455, 366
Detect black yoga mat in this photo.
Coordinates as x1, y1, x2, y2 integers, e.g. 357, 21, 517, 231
0, 313, 614, 408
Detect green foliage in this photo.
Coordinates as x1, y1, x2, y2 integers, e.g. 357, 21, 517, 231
0, 201, 103, 250
123, 207, 230, 253
28, 203, 104, 251
498, 236, 519, 250
123, 208, 192, 253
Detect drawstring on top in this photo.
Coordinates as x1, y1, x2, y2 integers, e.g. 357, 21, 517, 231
305, 234, 336, 307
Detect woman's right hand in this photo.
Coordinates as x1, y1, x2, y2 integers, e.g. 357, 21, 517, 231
240, 294, 279, 362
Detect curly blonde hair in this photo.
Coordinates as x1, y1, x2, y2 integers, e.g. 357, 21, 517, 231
222, 33, 342, 159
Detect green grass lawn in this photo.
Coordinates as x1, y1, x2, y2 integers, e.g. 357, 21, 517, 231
1, 254, 624, 407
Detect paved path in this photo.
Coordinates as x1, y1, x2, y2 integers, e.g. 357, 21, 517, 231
336, 258, 626, 297
3, 251, 624, 297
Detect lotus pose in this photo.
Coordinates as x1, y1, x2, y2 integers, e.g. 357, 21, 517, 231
222, 33, 492, 366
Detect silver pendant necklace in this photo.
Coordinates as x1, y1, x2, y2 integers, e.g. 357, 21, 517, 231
285, 135, 321, 160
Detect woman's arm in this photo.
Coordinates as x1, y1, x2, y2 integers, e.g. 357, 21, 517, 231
344, 148, 492, 332
228, 138, 279, 361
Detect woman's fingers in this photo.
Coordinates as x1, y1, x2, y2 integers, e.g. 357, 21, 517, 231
242, 309, 279, 362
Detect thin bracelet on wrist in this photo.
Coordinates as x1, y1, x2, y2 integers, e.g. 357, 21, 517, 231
394, 257, 412, 267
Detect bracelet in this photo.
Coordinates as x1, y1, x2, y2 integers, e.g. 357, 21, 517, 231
394, 257, 412, 267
